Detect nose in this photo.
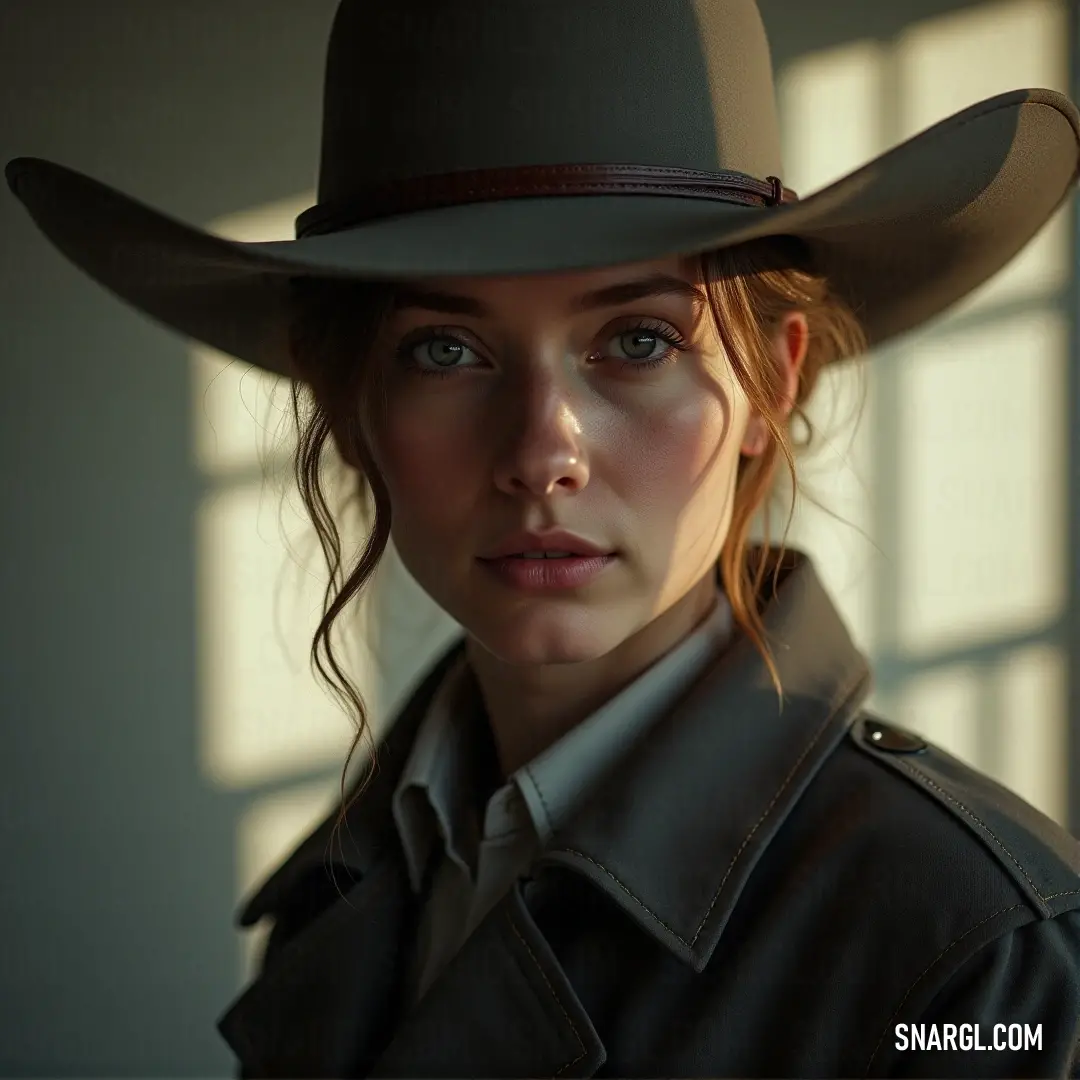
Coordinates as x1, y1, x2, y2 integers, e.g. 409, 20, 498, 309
492, 368, 590, 498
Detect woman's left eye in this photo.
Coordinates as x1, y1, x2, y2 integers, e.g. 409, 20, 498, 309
602, 319, 690, 370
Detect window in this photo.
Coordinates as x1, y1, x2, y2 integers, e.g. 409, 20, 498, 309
777, 0, 1072, 823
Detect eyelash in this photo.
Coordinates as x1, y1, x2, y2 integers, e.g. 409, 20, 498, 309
395, 318, 691, 380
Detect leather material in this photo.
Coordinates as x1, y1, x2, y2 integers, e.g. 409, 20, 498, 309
296, 164, 798, 238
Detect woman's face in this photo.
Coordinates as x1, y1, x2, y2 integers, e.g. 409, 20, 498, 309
368, 254, 774, 665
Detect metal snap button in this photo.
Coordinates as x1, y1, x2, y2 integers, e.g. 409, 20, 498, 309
862, 719, 927, 754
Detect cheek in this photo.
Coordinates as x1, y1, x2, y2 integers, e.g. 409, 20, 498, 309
374, 399, 482, 528
609, 376, 743, 516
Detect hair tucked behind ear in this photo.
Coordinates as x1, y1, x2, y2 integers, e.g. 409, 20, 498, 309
697, 238, 868, 696
283, 238, 867, 831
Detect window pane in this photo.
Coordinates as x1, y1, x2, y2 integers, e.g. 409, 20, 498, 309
896, 310, 1067, 653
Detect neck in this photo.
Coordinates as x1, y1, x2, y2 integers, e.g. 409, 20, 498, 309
466, 571, 719, 777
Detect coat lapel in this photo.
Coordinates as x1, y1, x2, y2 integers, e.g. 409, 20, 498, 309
220, 825, 605, 1078
218, 854, 416, 1076
369, 884, 605, 1078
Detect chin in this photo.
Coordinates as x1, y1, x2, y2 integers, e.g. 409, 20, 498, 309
471, 606, 626, 666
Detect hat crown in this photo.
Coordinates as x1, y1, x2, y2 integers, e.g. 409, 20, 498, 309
316, 0, 783, 203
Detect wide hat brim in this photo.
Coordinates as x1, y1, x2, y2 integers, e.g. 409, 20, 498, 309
6, 87, 1079, 379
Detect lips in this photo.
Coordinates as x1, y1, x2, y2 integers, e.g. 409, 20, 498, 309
478, 529, 612, 561
477, 549, 616, 591
510, 551, 577, 559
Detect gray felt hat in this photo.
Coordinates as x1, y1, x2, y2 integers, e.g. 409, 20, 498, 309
6, 0, 1080, 377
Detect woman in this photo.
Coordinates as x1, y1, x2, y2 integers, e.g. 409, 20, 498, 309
7, 0, 1080, 1076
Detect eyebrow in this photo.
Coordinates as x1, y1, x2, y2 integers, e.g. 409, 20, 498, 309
389, 272, 706, 317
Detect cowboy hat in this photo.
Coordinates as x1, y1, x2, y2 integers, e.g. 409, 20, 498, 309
6, 0, 1079, 379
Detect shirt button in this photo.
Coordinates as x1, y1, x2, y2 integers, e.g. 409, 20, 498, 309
862, 719, 928, 754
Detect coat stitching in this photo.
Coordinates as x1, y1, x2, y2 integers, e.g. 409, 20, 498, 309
862, 903, 1027, 1076
692, 667, 870, 944
556, 847, 689, 942
893, 758, 1056, 908
546, 668, 869, 952
1042, 888, 1080, 901
505, 909, 589, 1077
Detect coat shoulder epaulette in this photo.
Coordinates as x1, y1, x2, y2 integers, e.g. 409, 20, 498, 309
848, 713, 1080, 919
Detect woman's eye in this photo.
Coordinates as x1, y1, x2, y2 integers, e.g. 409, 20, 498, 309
609, 329, 668, 362
601, 321, 688, 368
400, 334, 481, 375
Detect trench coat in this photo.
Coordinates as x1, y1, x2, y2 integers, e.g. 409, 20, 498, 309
217, 550, 1080, 1078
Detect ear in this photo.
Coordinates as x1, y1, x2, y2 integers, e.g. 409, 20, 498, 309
740, 311, 809, 458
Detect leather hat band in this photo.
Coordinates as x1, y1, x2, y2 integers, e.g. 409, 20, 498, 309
295, 163, 798, 238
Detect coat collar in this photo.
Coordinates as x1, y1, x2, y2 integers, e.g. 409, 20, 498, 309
533, 546, 872, 971
220, 546, 872, 1075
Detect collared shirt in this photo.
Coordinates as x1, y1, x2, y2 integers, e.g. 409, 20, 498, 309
390, 589, 734, 1006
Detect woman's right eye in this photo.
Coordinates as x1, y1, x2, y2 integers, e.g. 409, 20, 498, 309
397, 333, 482, 377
